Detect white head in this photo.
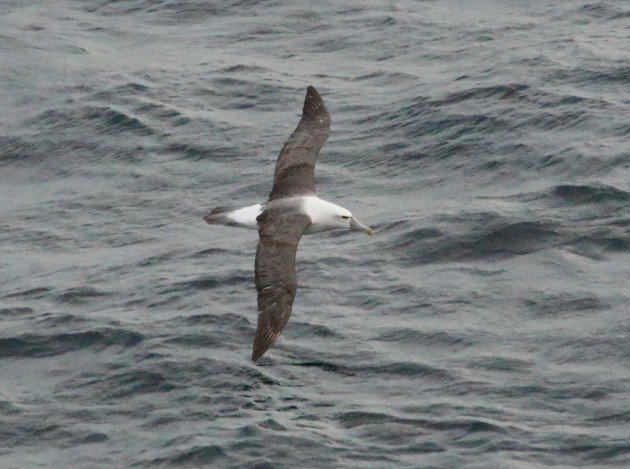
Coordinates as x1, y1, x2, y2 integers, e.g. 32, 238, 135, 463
302, 197, 374, 235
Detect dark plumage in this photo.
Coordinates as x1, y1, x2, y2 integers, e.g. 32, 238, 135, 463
253, 87, 330, 360
267, 86, 331, 201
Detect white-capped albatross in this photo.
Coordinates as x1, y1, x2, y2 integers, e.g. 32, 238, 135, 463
204, 86, 374, 360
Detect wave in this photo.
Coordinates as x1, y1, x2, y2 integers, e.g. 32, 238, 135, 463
0, 328, 143, 358
524, 293, 609, 317
373, 328, 474, 349
552, 183, 630, 204
148, 445, 229, 466
399, 220, 559, 265
55, 286, 111, 305
35, 106, 153, 136
294, 360, 454, 382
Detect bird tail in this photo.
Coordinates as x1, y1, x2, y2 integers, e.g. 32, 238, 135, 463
204, 203, 262, 229
203, 207, 233, 226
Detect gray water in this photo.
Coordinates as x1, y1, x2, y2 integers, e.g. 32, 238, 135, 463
1, 1, 629, 467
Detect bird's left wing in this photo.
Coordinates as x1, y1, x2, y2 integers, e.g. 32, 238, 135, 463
267, 86, 330, 201
252, 208, 311, 360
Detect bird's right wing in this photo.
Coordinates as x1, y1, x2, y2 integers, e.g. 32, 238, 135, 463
252, 208, 311, 360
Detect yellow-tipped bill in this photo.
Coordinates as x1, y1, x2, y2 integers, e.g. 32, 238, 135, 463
350, 217, 375, 236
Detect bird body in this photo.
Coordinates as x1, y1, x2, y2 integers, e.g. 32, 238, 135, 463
204, 196, 373, 235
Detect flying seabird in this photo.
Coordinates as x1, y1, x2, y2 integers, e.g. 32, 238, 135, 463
204, 86, 374, 360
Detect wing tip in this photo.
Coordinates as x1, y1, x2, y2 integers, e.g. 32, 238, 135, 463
251, 339, 274, 361
252, 330, 279, 361
303, 85, 327, 117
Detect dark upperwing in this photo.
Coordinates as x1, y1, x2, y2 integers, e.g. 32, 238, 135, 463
267, 86, 331, 201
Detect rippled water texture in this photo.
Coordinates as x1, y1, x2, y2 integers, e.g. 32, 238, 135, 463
1, 1, 629, 467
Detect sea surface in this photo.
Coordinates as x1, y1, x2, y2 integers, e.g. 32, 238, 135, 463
1, 1, 629, 467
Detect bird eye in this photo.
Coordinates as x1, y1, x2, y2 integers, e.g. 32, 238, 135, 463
341, 215, 350, 220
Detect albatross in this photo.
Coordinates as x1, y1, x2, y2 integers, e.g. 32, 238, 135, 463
204, 86, 374, 360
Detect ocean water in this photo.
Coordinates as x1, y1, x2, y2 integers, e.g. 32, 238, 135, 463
1, 0, 629, 467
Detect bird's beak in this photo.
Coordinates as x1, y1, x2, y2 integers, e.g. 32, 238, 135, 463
350, 217, 375, 236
